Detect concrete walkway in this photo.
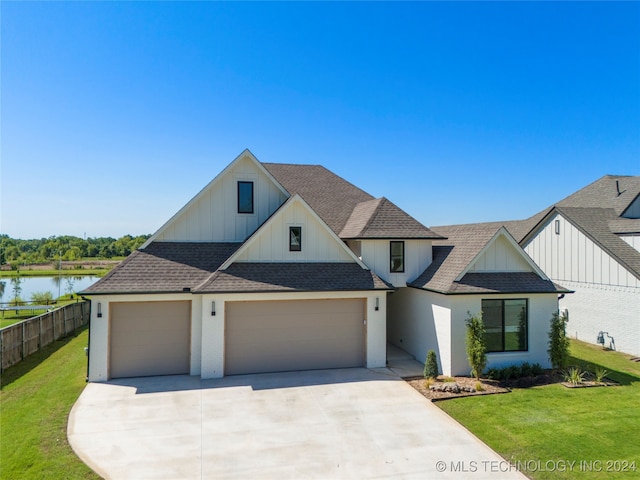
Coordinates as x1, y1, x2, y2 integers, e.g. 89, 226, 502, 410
68, 367, 526, 480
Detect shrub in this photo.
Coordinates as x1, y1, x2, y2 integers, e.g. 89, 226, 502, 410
485, 362, 546, 380
475, 381, 484, 392
465, 311, 487, 380
563, 367, 585, 385
548, 311, 570, 369
594, 366, 609, 383
531, 363, 544, 376
424, 350, 439, 379
31, 291, 54, 304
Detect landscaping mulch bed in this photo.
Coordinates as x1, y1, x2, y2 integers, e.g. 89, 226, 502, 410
407, 372, 619, 401
406, 376, 510, 401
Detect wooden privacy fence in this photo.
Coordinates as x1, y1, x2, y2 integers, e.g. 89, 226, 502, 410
0, 301, 90, 372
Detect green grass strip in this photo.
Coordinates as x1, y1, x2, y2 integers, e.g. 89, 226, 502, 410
0, 328, 100, 479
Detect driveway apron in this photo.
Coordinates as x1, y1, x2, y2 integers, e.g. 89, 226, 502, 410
68, 368, 526, 479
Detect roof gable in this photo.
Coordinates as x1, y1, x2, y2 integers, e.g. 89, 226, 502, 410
409, 224, 561, 294
339, 197, 443, 239
220, 194, 367, 269
142, 150, 289, 247
461, 228, 544, 279
524, 207, 640, 280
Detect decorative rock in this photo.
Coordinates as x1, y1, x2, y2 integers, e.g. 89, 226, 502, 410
429, 382, 476, 393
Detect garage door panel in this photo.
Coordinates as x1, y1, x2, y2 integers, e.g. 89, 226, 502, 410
225, 299, 365, 375
110, 301, 191, 379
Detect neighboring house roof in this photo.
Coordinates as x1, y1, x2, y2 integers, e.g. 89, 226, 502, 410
609, 218, 640, 234
262, 163, 375, 235
523, 206, 640, 280
195, 263, 391, 293
82, 242, 241, 294
555, 175, 640, 216
409, 224, 569, 295
339, 197, 443, 239
516, 175, 640, 280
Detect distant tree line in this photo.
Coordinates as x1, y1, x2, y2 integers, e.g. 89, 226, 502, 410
0, 234, 151, 266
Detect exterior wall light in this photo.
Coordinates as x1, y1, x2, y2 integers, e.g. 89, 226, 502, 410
97, 302, 102, 318
211, 301, 216, 316
375, 297, 379, 311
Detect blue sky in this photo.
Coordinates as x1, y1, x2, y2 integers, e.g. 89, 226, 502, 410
2, 1, 639, 239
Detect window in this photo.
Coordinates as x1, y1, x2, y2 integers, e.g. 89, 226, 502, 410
289, 226, 302, 251
390, 241, 404, 273
237, 181, 254, 214
482, 299, 528, 352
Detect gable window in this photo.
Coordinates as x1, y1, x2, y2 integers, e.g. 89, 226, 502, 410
482, 299, 528, 352
237, 181, 254, 214
390, 241, 404, 273
289, 226, 302, 251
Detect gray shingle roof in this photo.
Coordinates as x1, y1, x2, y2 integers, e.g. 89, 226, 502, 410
409, 224, 567, 294
556, 175, 640, 216
609, 218, 640, 234
262, 163, 374, 235
339, 197, 443, 239
195, 263, 392, 293
81, 242, 241, 294
449, 272, 570, 294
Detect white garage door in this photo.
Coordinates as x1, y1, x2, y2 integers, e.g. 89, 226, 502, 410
109, 301, 191, 379
225, 298, 365, 375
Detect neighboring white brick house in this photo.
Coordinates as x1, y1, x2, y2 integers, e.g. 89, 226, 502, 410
518, 176, 640, 357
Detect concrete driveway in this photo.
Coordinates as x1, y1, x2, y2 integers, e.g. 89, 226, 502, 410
68, 368, 526, 479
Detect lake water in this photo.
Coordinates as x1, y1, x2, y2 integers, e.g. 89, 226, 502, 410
0, 276, 100, 303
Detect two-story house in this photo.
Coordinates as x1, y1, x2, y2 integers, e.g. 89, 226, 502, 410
83, 150, 567, 379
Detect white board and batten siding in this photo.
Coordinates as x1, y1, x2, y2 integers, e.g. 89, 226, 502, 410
233, 199, 354, 263
468, 234, 533, 273
620, 235, 640, 254
359, 240, 433, 287
524, 213, 640, 288
154, 155, 288, 243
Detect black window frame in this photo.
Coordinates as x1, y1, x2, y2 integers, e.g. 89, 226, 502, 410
390, 241, 405, 273
481, 298, 529, 353
237, 181, 254, 214
289, 226, 302, 252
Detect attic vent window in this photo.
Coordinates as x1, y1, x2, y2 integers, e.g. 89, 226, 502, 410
555, 219, 560, 235
289, 226, 302, 251
238, 181, 254, 214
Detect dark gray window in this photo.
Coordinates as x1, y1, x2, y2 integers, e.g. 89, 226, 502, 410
289, 227, 302, 251
482, 299, 528, 352
237, 181, 254, 214
390, 241, 404, 273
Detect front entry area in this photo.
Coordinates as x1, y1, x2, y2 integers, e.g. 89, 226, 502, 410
224, 298, 366, 375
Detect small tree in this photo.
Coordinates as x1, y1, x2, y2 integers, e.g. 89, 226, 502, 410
548, 311, 570, 369
31, 291, 54, 304
465, 311, 487, 380
424, 350, 439, 379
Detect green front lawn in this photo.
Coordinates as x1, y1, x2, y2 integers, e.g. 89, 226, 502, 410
438, 340, 640, 479
0, 328, 99, 479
